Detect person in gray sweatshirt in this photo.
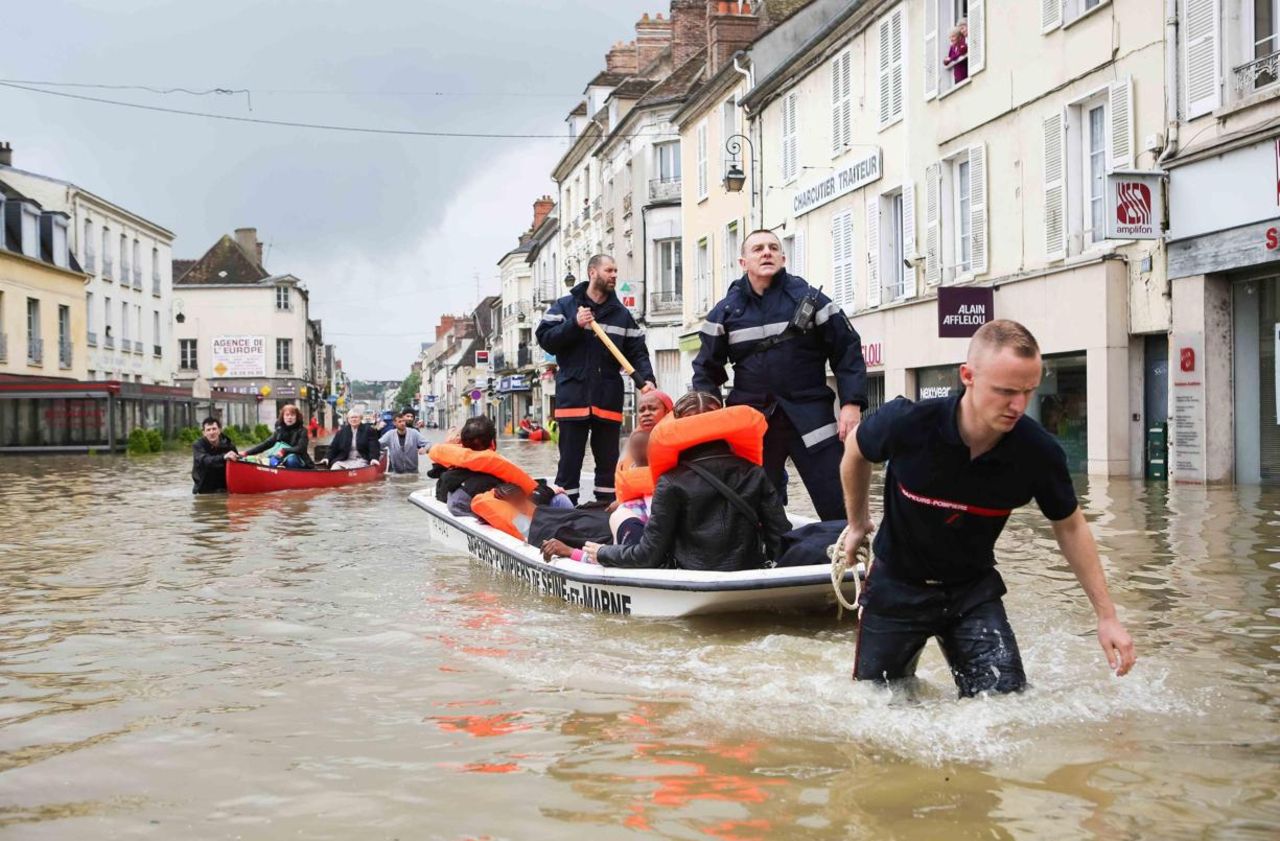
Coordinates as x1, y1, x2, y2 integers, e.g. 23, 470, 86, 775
379, 410, 427, 474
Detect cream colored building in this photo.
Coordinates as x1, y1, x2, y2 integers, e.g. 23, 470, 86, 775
741, 0, 1169, 477
0, 182, 87, 381
1164, 0, 1280, 484
0, 147, 176, 385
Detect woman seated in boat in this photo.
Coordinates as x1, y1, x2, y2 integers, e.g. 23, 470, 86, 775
428, 416, 543, 516
325, 409, 381, 470
229, 404, 313, 469
579, 392, 792, 572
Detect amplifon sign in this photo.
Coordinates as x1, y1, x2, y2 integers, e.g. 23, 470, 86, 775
792, 149, 883, 218
1106, 171, 1164, 239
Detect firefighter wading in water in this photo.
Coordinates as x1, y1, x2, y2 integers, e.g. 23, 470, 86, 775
536, 254, 655, 505
692, 229, 867, 520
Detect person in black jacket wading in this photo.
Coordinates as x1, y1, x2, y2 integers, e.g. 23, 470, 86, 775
536, 254, 656, 505
191, 416, 238, 493
692, 230, 867, 521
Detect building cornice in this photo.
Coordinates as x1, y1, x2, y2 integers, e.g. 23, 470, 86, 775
0, 165, 176, 241
551, 122, 604, 183
0, 249, 90, 284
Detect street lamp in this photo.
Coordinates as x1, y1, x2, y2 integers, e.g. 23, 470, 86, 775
563, 270, 576, 288
723, 133, 760, 228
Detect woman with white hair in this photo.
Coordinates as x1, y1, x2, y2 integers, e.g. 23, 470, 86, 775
327, 409, 380, 470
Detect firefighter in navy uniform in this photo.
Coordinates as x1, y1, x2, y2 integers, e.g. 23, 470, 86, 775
692, 229, 866, 521
536, 254, 656, 505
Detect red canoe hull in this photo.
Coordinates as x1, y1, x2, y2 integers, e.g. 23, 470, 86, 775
226, 458, 387, 494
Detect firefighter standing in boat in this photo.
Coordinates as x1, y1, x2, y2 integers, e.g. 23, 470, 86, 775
692, 229, 867, 521
536, 253, 656, 505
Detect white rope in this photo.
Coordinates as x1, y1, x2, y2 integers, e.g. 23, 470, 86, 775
828, 525, 869, 620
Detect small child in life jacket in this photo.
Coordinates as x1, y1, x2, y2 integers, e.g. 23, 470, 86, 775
610, 430, 652, 545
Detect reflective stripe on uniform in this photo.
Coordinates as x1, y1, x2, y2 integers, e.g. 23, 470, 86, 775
700, 320, 725, 336
599, 323, 643, 338
728, 321, 789, 345
555, 407, 590, 419
591, 406, 624, 422
814, 301, 841, 325
541, 312, 566, 323
801, 422, 839, 448
594, 485, 615, 493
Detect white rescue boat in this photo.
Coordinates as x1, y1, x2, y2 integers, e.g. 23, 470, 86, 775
410, 488, 856, 618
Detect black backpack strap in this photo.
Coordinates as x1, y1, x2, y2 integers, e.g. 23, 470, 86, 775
734, 327, 798, 363
685, 461, 772, 565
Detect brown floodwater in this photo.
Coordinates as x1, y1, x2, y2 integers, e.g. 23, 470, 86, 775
0, 436, 1276, 840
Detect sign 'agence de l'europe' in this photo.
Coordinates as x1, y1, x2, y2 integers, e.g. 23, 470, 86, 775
792, 149, 883, 218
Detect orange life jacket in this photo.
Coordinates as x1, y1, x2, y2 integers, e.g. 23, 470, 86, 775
646, 405, 767, 481
615, 464, 655, 502
427, 442, 537, 494
470, 490, 533, 541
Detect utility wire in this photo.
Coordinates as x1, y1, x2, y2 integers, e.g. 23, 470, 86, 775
0, 78, 576, 98
0, 81, 679, 140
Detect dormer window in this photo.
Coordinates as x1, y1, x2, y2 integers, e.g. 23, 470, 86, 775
19, 202, 40, 259
47, 214, 69, 269
276, 285, 291, 311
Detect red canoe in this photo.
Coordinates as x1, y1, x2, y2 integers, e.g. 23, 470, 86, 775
226, 457, 387, 494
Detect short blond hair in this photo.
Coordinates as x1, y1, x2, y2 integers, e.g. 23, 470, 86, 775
968, 319, 1040, 359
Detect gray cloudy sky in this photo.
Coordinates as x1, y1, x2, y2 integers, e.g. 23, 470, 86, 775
1, 0, 659, 380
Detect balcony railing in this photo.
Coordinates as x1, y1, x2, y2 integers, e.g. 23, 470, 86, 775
517, 344, 532, 367
104, 334, 115, 350
1235, 49, 1280, 95
87, 331, 98, 347
591, 197, 602, 216
59, 340, 72, 369
102, 257, 114, 280
605, 209, 614, 230
153, 344, 162, 358
649, 177, 682, 202
649, 290, 683, 314
84, 252, 96, 273
622, 194, 633, 215
152, 271, 162, 296
133, 267, 142, 287
27, 337, 43, 365
493, 351, 508, 372
0, 332, 6, 363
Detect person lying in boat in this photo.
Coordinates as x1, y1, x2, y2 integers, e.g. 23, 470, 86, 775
540, 428, 654, 562
427, 416, 541, 516
325, 409, 381, 470
577, 392, 792, 571
228, 404, 313, 468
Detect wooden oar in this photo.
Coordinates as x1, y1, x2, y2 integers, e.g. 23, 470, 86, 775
588, 320, 646, 387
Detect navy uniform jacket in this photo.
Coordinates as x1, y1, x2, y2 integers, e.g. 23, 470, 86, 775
691, 270, 867, 449
536, 281, 655, 422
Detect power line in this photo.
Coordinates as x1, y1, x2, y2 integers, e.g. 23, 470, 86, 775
0, 78, 576, 99
0, 81, 679, 140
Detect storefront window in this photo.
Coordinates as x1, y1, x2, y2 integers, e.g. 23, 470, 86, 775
915, 365, 962, 400
1260, 279, 1279, 483
914, 354, 1088, 472
1026, 352, 1088, 472
865, 373, 886, 418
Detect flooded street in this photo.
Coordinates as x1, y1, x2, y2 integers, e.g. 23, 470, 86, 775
0, 438, 1277, 840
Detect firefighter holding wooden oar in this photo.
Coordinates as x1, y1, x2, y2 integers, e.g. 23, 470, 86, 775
536, 254, 655, 506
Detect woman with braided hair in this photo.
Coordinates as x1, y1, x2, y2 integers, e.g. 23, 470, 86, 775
580, 391, 792, 571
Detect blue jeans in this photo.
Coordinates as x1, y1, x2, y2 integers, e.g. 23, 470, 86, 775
282, 454, 306, 468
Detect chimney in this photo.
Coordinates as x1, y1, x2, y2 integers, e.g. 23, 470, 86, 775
0, 142, 11, 167
532, 195, 554, 231
708, 1, 760, 74
606, 40, 639, 74
234, 227, 261, 266
635, 12, 673, 71
671, 0, 710, 68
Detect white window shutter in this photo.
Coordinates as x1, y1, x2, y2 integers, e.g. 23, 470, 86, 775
1184, 0, 1220, 118
1109, 76, 1135, 170
866, 197, 881, 308
1043, 112, 1067, 260
831, 213, 847, 310
783, 92, 799, 182
902, 181, 917, 298
831, 55, 843, 156
969, 0, 986, 74
925, 162, 941, 286
840, 52, 852, 151
924, 0, 938, 100
697, 122, 708, 198
891, 8, 905, 122
878, 16, 892, 127
793, 229, 806, 276
1042, 0, 1063, 32
843, 212, 856, 311
968, 144, 988, 275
